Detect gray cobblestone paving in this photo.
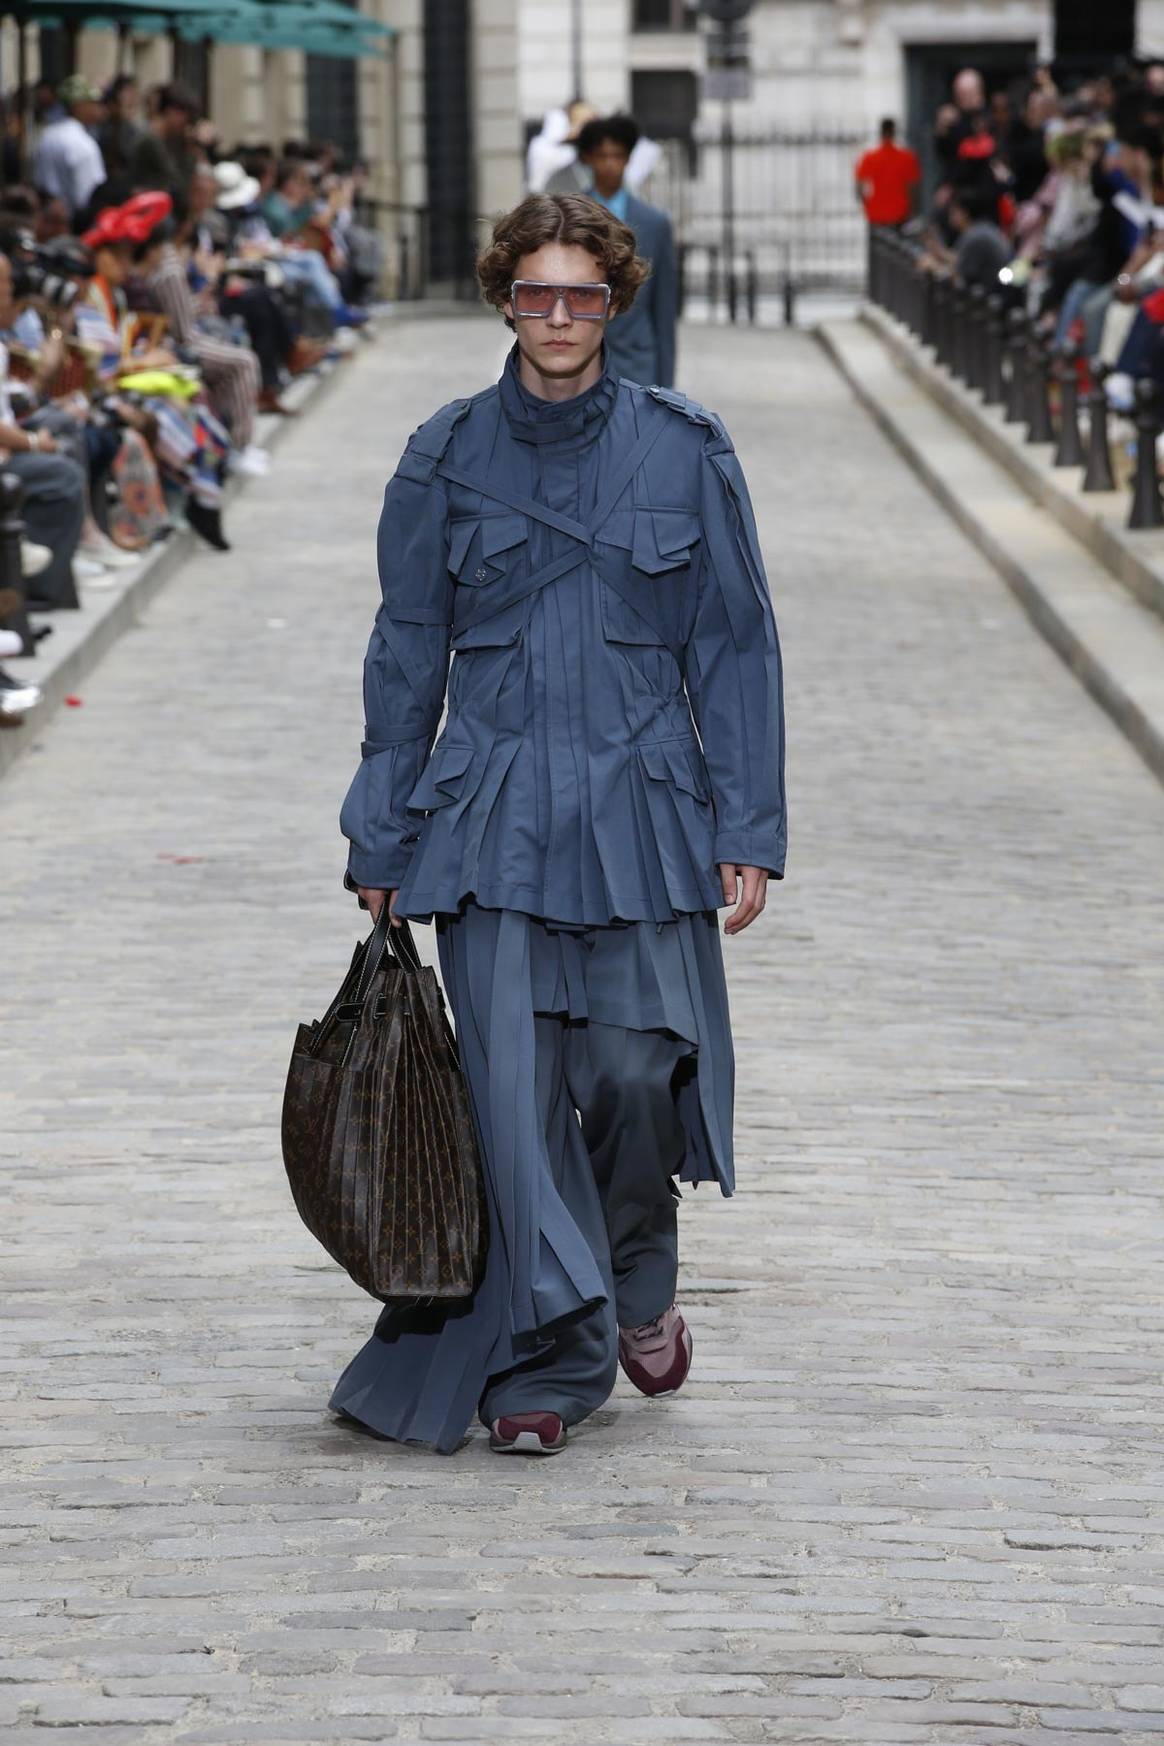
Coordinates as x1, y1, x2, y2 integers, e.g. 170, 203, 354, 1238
2, 320, 1163, 1744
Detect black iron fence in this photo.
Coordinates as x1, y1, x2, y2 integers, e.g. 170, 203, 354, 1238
867, 227, 1164, 531
653, 128, 866, 324
366, 130, 867, 320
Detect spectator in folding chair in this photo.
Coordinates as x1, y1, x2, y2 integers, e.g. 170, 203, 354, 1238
77, 193, 233, 550
146, 197, 267, 476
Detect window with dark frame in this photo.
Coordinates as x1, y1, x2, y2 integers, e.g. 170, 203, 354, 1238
633, 0, 699, 32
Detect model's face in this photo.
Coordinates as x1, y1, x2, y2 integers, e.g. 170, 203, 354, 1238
582, 140, 630, 198
505, 241, 610, 385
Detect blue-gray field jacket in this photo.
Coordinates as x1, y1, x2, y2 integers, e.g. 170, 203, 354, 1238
342, 345, 785, 925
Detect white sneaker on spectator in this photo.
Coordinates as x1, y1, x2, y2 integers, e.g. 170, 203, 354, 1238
80, 533, 141, 570
74, 556, 116, 588
0, 669, 42, 717
231, 444, 270, 477
21, 539, 52, 578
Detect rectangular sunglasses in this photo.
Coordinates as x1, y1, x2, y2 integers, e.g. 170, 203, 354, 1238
510, 280, 611, 320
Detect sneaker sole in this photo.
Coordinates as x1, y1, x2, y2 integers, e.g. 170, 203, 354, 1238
489, 1430, 568, 1456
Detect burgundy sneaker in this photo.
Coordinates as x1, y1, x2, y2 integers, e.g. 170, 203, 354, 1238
489, 1411, 568, 1455
618, 1304, 693, 1397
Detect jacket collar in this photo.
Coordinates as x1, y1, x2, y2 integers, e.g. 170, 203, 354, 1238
498, 341, 619, 445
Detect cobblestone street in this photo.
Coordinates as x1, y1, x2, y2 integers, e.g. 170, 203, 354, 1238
3, 318, 1164, 1744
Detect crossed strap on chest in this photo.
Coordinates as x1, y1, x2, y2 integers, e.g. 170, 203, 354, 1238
436, 415, 676, 652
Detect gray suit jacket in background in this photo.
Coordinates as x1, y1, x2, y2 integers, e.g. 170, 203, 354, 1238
604, 193, 678, 389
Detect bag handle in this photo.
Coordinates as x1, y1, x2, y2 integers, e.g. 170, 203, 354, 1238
355, 904, 420, 1006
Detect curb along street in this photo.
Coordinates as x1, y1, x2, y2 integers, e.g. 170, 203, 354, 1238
818, 313, 1164, 788
0, 341, 364, 781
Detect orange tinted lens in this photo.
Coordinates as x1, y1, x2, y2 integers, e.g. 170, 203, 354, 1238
566, 285, 607, 316
513, 282, 556, 314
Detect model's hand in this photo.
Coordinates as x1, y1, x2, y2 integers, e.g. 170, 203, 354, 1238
720, 864, 768, 935
356, 886, 401, 926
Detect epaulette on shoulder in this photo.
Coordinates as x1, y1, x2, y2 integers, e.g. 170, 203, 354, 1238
644, 384, 729, 443
395, 389, 491, 483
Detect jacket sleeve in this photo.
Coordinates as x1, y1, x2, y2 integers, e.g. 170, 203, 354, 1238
683, 422, 786, 877
340, 439, 453, 889
652, 212, 679, 389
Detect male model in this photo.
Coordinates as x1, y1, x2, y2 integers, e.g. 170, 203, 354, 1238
330, 192, 784, 1456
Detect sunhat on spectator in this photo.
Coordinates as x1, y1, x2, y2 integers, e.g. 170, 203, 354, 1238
214, 161, 261, 211
82, 206, 131, 250
119, 191, 173, 241
82, 191, 172, 249
58, 73, 102, 108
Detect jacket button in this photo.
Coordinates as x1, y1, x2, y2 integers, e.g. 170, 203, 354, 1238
474, 566, 488, 581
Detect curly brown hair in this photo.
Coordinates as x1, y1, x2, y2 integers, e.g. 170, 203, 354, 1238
477, 193, 650, 328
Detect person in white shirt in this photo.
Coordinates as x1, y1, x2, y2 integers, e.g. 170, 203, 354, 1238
32, 75, 106, 221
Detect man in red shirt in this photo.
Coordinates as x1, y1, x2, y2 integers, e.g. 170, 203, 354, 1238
855, 119, 921, 228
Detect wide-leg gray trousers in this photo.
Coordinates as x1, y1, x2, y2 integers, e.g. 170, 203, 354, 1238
479, 1015, 687, 1424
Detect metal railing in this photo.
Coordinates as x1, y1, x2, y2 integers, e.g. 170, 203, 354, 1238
653, 129, 866, 325
866, 226, 1164, 531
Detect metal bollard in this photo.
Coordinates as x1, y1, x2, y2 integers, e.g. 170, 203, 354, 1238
951, 278, 970, 381
984, 293, 1005, 405
1128, 378, 1164, 529
966, 283, 987, 392
932, 275, 951, 366
1003, 307, 1026, 423
920, 269, 936, 349
1082, 358, 1116, 493
1053, 342, 1085, 468
1025, 329, 1054, 445
0, 472, 34, 658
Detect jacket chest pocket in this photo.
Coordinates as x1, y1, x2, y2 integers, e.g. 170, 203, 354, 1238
596, 507, 699, 648
448, 513, 530, 651
448, 513, 529, 587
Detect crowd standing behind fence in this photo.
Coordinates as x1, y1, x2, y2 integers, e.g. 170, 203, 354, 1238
863, 54, 1164, 530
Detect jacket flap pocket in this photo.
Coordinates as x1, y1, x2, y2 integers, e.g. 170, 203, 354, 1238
640, 737, 708, 799
432, 741, 475, 790
405, 740, 477, 812
632, 509, 700, 574
448, 514, 529, 584
451, 613, 524, 651
447, 519, 476, 575
481, 513, 528, 558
